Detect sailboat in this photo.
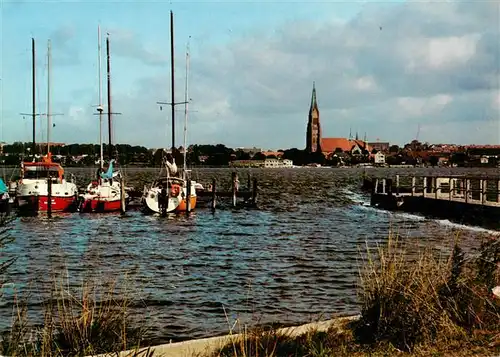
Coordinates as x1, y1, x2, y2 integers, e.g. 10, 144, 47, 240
141, 11, 198, 214
16, 39, 79, 213
80, 30, 129, 213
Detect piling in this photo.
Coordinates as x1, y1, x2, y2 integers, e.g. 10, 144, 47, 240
252, 177, 258, 206
231, 172, 237, 207
160, 186, 167, 217
47, 176, 52, 217
211, 178, 216, 213
120, 176, 126, 215
186, 179, 192, 215
247, 173, 251, 191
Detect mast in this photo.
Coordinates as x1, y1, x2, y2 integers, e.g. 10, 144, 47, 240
106, 34, 113, 161
97, 25, 104, 169
32, 38, 36, 157
182, 38, 190, 180
47, 39, 52, 154
170, 10, 175, 150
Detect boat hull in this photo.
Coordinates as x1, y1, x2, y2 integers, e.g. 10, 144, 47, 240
17, 195, 77, 213
142, 183, 197, 214
80, 197, 126, 213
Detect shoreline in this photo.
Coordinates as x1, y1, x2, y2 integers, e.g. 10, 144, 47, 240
91, 315, 360, 357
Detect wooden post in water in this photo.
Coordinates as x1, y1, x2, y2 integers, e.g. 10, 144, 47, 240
47, 175, 52, 218
186, 179, 192, 215
449, 177, 453, 201
387, 179, 393, 196
247, 173, 251, 191
480, 179, 485, 204
497, 179, 500, 203
382, 179, 386, 194
465, 179, 470, 203
211, 178, 216, 212
423, 177, 427, 198
411, 176, 416, 196
160, 186, 167, 217
120, 176, 126, 215
252, 177, 258, 206
395, 175, 399, 195
231, 172, 237, 207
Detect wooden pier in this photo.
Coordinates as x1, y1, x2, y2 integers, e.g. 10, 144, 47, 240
126, 171, 258, 211
367, 174, 500, 229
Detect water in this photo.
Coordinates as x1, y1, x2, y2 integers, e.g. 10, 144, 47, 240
0, 167, 498, 344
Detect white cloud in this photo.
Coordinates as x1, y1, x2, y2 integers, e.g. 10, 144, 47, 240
49, 1, 500, 147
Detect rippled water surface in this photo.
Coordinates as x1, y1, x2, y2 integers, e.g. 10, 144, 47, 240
1, 167, 498, 343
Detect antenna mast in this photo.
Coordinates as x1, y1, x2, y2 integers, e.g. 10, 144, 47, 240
32, 38, 36, 157
106, 34, 113, 161
98, 25, 104, 168
47, 39, 52, 154
170, 10, 175, 150
182, 37, 191, 180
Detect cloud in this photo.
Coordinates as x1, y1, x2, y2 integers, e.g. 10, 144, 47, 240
49, 24, 81, 66
49, 1, 500, 147
107, 29, 168, 66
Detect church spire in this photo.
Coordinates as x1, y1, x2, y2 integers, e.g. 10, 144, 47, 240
355, 131, 359, 140
310, 81, 317, 111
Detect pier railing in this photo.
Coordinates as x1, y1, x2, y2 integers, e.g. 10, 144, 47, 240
372, 175, 500, 207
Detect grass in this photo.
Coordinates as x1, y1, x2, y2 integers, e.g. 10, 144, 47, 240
212, 234, 500, 357
0, 272, 153, 357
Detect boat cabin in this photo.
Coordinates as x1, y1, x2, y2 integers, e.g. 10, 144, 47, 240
21, 154, 64, 183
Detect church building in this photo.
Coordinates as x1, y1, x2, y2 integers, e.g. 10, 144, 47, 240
305, 83, 372, 156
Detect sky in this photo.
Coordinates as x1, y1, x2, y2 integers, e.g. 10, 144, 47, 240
1, 0, 499, 150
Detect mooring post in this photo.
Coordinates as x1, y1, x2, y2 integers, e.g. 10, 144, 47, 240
160, 186, 167, 217
47, 176, 52, 218
186, 179, 192, 215
497, 179, 500, 203
382, 179, 386, 195
211, 178, 216, 213
449, 177, 453, 201
423, 177, 427, 198
120, 176, 126, 215
387, 178, 393, 196
231, 172, 237, 207
252, 177, 258, 206
411, 176, 416, 196
480, 179, 485, 204
247, 172, 251, 191
395, 175, 399, 195
465, 179, 470, 203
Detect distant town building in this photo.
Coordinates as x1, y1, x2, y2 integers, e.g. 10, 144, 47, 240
374, 151, 386, 165
305, 82, 321, 153
237, 147, 262, 156
369, 141, 390, 152
304, 82, 374, 156
231, 158, 293, 168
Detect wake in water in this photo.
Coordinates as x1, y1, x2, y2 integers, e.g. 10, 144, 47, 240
343, 188, 500, 235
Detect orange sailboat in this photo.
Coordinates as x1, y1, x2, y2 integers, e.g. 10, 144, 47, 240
16, 39, 78, 213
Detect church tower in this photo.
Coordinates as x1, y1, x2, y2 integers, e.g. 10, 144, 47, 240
306, 82, 321, 153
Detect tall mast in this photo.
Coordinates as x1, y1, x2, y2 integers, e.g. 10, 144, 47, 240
182, 38, 190, 180
47, 39, 52, 154
106, 34, 113, 161
32, 38, 36, 157
170, 10, 175, 150
97, 25, 104, 168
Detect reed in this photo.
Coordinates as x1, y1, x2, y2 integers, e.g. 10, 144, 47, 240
212, 234, 499, 357
0, 272, 152, 356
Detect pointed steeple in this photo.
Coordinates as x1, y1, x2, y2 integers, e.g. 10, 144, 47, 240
355, 131, 359, 141
349, 127, 352, 140
309, 81, 318, 112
